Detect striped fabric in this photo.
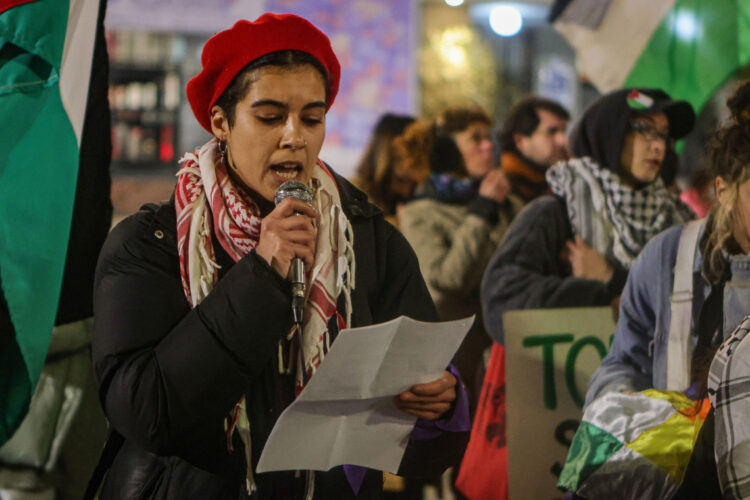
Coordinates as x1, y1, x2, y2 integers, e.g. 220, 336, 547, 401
559, 389, 709, 499
550, 0, 750, 114
0, 0, 99, 445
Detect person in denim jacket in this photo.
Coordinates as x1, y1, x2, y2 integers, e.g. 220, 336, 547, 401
586, 81, 750, 405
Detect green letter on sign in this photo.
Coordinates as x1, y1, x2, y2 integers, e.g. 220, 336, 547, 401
565, 336, 608, 408
522, 334, 574, 410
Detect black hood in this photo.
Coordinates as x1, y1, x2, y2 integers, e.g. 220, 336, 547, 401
569, 88, 695, 172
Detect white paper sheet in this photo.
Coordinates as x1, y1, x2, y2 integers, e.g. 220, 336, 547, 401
256, 315, 474, 474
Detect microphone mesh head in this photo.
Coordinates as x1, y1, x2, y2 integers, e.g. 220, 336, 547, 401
274, 180, 313, 206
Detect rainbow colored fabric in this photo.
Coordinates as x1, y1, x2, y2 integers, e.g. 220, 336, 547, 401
558, 389, 709, 499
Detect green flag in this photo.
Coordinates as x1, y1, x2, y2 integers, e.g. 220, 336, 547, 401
552, 0, 750, 113
0, 0, 99, 445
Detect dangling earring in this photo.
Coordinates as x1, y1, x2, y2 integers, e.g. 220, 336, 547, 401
219, 140, 227, 165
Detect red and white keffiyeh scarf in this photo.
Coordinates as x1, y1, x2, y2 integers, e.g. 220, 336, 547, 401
175, 138, 355, 493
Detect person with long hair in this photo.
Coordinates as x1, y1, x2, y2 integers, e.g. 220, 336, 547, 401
351, 113, 416, 222
584, 81, 750, 498
397, 113, 521, 412
90, 14, 469, 499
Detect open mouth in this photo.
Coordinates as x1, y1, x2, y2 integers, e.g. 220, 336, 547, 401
271, 162, 303, 180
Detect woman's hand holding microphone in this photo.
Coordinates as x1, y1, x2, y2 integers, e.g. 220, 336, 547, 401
257, 197, 458, 422
256, 198, 317, 277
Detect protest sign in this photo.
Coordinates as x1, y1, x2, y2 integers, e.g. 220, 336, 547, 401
504, 307, 615, 500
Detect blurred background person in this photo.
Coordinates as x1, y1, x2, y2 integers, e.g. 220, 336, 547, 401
397, 115, 522, 413
397, 114, 521, 500
436, 106, 496, 181
351, 113, 416, 225
497, 96, 570, 203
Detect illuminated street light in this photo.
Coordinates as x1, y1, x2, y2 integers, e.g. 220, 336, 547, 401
446, 0, 464, 6
490, 4, 523, 37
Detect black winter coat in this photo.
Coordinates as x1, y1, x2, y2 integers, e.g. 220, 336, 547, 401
92, 171, 469, 499
480, 195, 628, 345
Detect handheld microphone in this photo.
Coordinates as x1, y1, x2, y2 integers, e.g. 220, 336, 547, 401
274, 180, 314, 327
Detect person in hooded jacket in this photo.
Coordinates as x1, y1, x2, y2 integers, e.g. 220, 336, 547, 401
481, 88, 696, 346
90, 14, 469, 500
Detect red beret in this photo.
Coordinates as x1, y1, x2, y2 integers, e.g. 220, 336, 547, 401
187, 13, 341, 133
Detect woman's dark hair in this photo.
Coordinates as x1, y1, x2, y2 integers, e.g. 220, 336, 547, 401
499, 96, 570, 153
351, 114, 416, 214
436, 106, 491, 136
430, 134, 466, 175
214, 50, 330, 128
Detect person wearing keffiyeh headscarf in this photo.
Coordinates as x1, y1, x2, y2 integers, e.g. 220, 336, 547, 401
89, 13, 470, 500
481, 88, 696, 348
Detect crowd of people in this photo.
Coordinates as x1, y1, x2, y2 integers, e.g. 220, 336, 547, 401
5, 8, 750, 500
352, 64, 750, 500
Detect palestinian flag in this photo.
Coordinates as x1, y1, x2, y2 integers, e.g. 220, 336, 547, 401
0, 0, 102, 445
558, 389, 710, 499
550, 0, 750, 113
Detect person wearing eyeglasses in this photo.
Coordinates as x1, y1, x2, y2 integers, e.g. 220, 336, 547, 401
481, 88, 695, 346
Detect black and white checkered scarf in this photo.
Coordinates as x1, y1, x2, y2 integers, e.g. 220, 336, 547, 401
547, 157, 686, 268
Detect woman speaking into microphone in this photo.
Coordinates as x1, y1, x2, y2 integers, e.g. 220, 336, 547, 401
91, 13, 469, 499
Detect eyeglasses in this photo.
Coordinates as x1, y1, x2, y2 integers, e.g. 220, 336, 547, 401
630, 121, 670, 143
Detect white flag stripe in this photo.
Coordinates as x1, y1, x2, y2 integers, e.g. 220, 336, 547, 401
582, 392, 676, 444
60, 0, 99, 146
557, 0, 614, 30
554, 0, 676, 93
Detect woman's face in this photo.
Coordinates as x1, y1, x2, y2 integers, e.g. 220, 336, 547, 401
718, 176, 750, 254
453, 121, 494, 178
619, 112, 669, 185
210, 64, 327, 202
